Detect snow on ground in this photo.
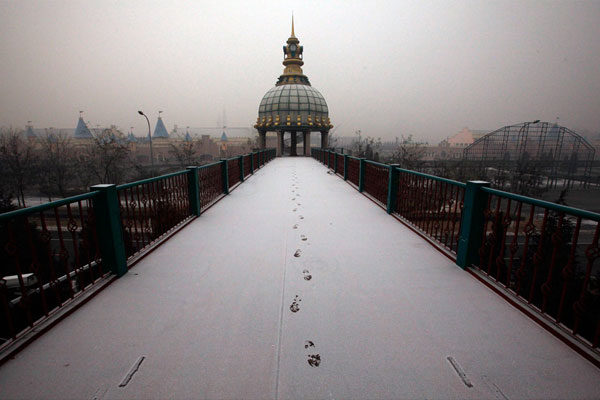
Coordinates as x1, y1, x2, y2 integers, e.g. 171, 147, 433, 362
0, 157, 599, 399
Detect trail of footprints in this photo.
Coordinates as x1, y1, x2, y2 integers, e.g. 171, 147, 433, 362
289, 168, 321, 367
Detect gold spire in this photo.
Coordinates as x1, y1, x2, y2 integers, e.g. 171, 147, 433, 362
291, 13, 295, 38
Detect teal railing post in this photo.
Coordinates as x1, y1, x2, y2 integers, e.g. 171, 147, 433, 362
456, 181, 490, 269
358, 158, 366, 192
343, 155, 349, 180
250, 152, 255, 174
386, 164, 400, 214
90, 184, 127, 277
186, 166, 201, 216
239, 156, 244, 182
221, 159, 229, 195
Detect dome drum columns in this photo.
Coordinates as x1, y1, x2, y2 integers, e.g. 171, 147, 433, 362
259, 131, 267, 149
272, 130, 321, 156
321, 131, 329, 149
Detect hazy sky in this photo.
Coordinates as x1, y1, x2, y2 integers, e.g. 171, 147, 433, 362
1, 0, 599, 143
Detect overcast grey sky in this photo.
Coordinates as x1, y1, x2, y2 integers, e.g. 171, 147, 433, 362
1, 0, 599, 142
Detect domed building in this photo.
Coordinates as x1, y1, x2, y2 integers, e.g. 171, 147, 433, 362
255, 18, 332, 156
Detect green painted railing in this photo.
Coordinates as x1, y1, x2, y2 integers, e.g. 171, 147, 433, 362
312, 148, 600, 359
0, 148, 276, 354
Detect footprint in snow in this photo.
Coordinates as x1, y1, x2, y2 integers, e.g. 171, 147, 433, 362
302, 269, 312, 281
300, 234, 307, 241
308, 354, 321, 367
292, 224, 298, 229
290, 295, 301, 313
294, 249, 302, 257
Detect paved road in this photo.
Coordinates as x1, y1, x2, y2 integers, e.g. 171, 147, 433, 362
1, 157, 599, 399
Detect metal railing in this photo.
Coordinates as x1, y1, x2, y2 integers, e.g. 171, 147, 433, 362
396, 170, 465, 254
472, 186, 600, 349
0, 192, 106, 348
198, 162, 224, 211
117, 171, 191, 261
0, 148, 276, 353
227, 158, 241, 188
312, 148, 599, 358
363, 160, 389, 207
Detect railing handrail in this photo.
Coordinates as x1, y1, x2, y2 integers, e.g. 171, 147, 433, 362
198, 161, 222, 170
482, 186, 600, 221
0, 191, 99, 221
396, 167, 467, 188
363, 159, 388, 169
116, 170, 189, 190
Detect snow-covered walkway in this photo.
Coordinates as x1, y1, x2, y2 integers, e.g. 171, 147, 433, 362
1, 157, 599, 399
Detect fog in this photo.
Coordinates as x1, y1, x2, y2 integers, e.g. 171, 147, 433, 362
1, 0, 599, 143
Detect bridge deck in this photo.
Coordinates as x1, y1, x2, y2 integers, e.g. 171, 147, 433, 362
1, 157, 599, 399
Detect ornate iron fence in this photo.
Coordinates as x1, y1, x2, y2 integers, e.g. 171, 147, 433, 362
335, 154, 344, 177
363, 161, 389, 207
474, 187, 600, 349
395, 171, 465, 254
116, 171, 191, 260
228, 158, 241, 188
198, 162, 224, 211
0, 193, 105, 349
243, 155, 252, 178
347, 157, 360, 187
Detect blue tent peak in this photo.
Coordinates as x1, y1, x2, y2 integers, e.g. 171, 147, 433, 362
153, 116, 169, 138
220, 131, 228, 142
74, 117, 93, 139
127, 132, 137, 142
185, 131, 192, 142
25, 124, 36, 138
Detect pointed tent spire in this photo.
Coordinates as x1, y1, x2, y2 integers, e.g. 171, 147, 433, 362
25, 121, 36, 139
74, 115, 93, 138
221, 131, 228, 142
153, 111, 169, 138
291, 13, 295, 37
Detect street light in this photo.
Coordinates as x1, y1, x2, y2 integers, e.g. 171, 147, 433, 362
138, 110, 155, 176
516, 119, 540, 164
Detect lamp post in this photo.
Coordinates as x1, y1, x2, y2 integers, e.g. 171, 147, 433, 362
138, 110, 154, 176
517, 119, 540, 154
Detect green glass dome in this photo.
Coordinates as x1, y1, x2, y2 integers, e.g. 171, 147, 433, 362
256, 84, 330, 130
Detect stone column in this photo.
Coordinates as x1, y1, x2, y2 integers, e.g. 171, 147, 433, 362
276, 131, 283, 157
304, 131, 311, 156
290, 131, 297, 156
321, 131, 329, 149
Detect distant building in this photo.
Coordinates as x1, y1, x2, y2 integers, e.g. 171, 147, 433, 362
21, 113, 256, 164
440, 127, 488, 148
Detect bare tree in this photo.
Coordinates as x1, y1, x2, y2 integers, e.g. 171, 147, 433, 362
82, 128, 131, 185
39, 130, 77, 199
168, 136, 198, 168
0, 127, 38, 207
390, 135, 426, 170
352, 130, 382, 160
